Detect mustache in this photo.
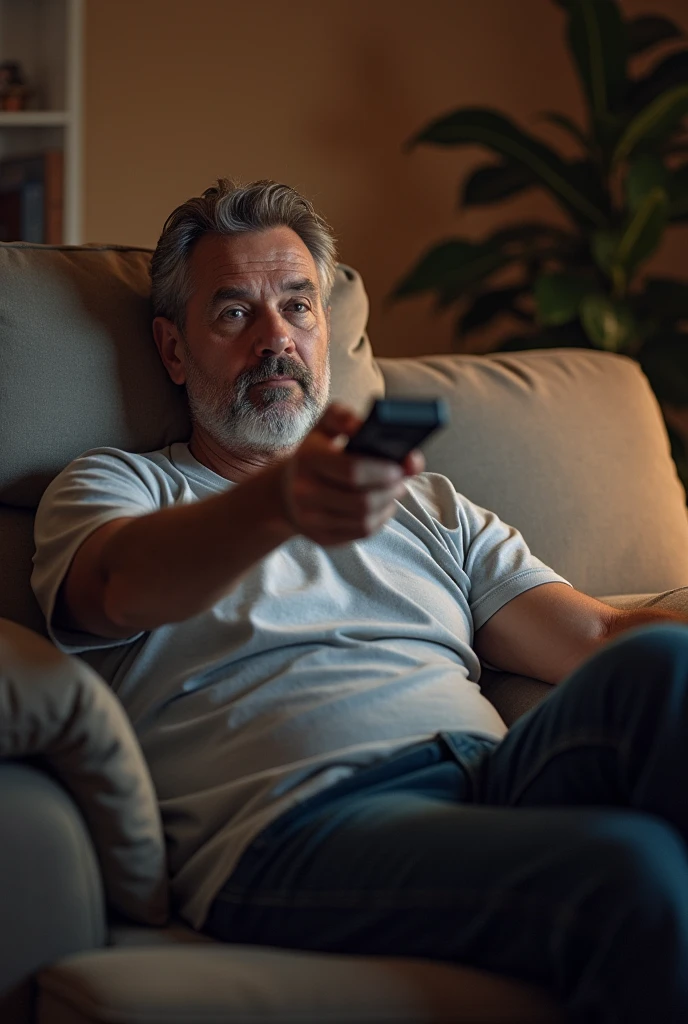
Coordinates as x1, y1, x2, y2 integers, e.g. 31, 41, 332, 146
235, 356, 314, 396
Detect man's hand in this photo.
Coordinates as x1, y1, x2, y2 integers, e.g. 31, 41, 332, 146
280, 403, 425, 546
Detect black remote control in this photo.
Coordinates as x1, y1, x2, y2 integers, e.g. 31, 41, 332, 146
345, 398, 449, 463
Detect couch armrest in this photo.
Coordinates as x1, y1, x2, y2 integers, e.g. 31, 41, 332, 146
0, 761, 106, 1023
0, 618, 169, 927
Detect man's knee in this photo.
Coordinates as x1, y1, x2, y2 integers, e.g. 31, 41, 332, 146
573, 813, 688, 925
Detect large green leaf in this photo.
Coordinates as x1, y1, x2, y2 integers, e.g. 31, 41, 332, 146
567, 0, 627, 119
488, 221, 578, 248
591, 229, 622, 274
439, 223, 581, 308
456, 287, 529, 338
540, 111, 593, 154
613, 84, 688, 165
534, 272, 596, 326
640, 332, 688, 404
580, 293, 638, 351
669, 163, 688, 220
625, 153, 668, 212
613, 186, 669, 275
461, 160, 536, 207
628, 51, 688, 113
565, 159, 611, 209
391, 239, 513, 301
409, 108, 609, 227
626, 15, 683, 58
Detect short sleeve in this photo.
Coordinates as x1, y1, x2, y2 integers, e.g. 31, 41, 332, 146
459, 494, 573, 633
31, 448, 163, 654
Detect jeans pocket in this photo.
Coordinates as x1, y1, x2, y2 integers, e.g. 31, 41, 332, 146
438, 731, 500, 798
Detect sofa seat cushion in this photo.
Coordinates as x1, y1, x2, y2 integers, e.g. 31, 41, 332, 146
38, 946, 563, 1024
108, 920, 213, 948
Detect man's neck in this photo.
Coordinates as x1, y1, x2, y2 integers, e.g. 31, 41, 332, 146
188, 425, 295, 484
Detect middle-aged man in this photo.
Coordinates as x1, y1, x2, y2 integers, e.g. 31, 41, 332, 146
32, 179, 688, 1023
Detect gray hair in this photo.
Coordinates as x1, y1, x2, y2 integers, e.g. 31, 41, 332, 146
150, 178, 338, 329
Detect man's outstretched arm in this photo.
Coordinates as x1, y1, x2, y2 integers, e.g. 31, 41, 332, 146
55, 405, 420, 639
473, 582, 683, 686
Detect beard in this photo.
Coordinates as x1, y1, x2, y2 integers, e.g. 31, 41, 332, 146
183, 346, 331, 456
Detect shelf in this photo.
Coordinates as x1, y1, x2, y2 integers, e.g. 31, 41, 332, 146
0, 111, 70, 127
0, 0, 83, 242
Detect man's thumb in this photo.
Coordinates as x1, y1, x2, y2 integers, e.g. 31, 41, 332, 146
316, 402, 362, 441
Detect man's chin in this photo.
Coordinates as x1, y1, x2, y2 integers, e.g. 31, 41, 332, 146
231, 404, 316, 451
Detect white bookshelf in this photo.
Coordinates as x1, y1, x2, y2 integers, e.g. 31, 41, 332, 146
0, 0, 83, 243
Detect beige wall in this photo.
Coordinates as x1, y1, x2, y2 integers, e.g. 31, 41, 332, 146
84, 0, 688, 358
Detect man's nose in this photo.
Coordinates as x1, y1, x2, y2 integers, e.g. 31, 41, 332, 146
252, 312, 296, 359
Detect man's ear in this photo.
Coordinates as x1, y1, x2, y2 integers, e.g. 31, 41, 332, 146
152, 316, 187, 385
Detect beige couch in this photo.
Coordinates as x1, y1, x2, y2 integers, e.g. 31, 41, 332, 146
2, 242, 688, 1024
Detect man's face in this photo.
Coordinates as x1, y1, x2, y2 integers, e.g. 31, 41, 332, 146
160, 226, 331, 455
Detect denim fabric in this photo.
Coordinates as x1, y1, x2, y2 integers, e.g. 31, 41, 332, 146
204, 624, 688, 1023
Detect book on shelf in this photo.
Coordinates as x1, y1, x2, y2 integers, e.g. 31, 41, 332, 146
0, 149, 63, 243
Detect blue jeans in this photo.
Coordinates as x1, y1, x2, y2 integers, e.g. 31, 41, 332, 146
204, 625, 688, 1022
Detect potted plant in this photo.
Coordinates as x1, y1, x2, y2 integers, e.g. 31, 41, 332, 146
395, 0, 688, 490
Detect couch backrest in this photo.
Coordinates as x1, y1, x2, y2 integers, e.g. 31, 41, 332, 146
1, 242, 688, 634
0, 244, 383, 632
381, 352, 688, 598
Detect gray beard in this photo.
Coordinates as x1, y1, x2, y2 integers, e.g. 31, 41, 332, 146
184, 350, 331, 456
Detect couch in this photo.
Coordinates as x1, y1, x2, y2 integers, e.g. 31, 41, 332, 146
2, 241, 688, 1024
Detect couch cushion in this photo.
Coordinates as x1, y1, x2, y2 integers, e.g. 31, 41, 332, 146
379, 349, 688, 597
0, 618, 168, 926
37, 946, 562, 1024
0, 244, 383, 510
327, 263, 385, 415
0, 244, 185, 510
0, 506, 46, 635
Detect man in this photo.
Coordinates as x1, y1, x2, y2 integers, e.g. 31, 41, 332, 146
32, 179, 688, 1023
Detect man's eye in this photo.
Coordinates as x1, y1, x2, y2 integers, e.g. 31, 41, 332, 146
289, 302, 309, 314
222, 308, 244, 320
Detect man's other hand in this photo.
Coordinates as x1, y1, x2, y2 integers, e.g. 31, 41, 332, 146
279, 403, 425, 546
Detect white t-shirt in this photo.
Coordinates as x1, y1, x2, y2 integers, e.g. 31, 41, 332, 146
32, 443, 571, 928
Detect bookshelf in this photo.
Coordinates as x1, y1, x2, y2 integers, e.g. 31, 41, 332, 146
0, 0, 83, 243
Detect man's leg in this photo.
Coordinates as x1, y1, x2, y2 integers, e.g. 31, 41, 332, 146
475, 622, 688, 832
205, 624, 688, 1022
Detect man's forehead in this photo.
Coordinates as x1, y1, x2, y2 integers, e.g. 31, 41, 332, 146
189, 229, 318, 294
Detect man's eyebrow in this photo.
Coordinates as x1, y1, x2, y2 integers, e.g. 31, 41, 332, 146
206, 286, 252, 314
205, 278, 318, 318
281, 277, 318, 296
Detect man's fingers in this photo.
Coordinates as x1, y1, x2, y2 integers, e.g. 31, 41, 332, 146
282, 404, 420, 545
295, 480, 405, 518
402, 450, 425, 477
308, 450, 403, 491
299, 500, 400, 547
